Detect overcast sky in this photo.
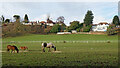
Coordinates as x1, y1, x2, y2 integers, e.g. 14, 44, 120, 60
0, 2, 118, 26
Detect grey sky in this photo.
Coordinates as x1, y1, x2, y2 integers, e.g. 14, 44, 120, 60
1, 2, 118, 26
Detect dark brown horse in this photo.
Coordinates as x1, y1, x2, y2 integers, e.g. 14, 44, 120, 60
7, 45, 19, 53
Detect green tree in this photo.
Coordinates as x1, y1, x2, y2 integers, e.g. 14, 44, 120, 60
112, 15, 120, 26
76, 23, 83, 32
56, 16, 66, 32
83, 10, 94, 26
13, 15, 20, 22
60, 23, 66, 32
69, 21, 80, 30
24, 14, 29, 23
5, 19, 10, 23
50, 24, 61, 33
82, 25, 92, 32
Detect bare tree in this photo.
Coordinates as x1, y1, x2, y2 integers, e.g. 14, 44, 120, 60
56, 16, 65, 23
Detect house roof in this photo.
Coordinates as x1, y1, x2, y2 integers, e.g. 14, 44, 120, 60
92, 24, 98, 26
47, 20, 54, 23
92, 22, 109, 26
99, 22, 108, 25
39, 21, 46, 23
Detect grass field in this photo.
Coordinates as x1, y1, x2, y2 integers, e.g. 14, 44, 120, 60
2, 34, 118, 66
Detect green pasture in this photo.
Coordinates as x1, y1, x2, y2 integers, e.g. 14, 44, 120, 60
2, 34, 118, 66
3, 34, 118, 42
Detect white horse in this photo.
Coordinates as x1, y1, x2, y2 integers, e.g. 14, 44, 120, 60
41, 42, 56, 52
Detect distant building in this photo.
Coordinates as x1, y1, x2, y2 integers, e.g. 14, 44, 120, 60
92, 22, 109, 32
46, 18, 55, 26
57, 32, 71, 35
22, 21, 37, 25
46, 22, 55, 26
22, 22, 32, 25
71, 30, 77, 33
22, 18, 65, 27
30, 21, 37, 25
38, 21, 46, 25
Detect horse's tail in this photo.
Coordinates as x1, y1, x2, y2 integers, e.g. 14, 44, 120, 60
52, 45, 56, 51
14, 46, 19, 53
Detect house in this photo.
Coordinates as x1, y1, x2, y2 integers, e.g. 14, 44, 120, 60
46, 18, 55, 26
22, 21, 37, 25
92, 22, 109, 32
38, 21, 46, 25
30, 21, 37, 25
46, 22, 55, 26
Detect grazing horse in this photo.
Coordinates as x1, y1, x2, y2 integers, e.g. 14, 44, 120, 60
41, 42, 56, 52
7, 45, 19, 53
20, 46, 28, 50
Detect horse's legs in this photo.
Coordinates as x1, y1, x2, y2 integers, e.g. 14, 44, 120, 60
13, 50, 15, 53
26, 48, 28, 50
48, 48, 51, 52
42, 47, 45, 52
11, 50, 13, 53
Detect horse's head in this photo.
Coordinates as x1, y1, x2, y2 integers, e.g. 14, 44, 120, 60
17, 50, 19, 53
7, 45, 12, 51
13, 45, 19, 53
42, 42, 47, 47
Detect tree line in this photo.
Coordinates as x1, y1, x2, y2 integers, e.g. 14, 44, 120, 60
1, 10, 120, 37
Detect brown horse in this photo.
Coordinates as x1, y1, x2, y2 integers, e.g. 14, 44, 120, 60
7, 45, 19, 53
20, 46, 28, 50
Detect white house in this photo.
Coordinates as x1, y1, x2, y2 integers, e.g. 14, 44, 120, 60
46, 23, 54, 26
92, 22, 109, 32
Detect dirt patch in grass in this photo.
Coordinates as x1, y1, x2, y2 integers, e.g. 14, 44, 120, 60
0, 50, 6, 53
52, 51, 62, 53
0, 50, 29, 53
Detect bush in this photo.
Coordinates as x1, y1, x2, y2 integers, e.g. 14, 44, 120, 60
69, 21, 80, 30
83, 25, 92, 32
76, 28, 81, 32
50, 24, 61, 33
65, 27, 71, 32
2, 22, 54, 37
2, 23, 27, 37
107, 25, 118, 36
